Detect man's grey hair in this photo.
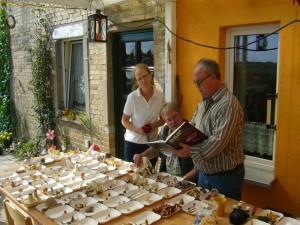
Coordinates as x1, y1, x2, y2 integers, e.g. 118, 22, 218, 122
195, 58, 221, 79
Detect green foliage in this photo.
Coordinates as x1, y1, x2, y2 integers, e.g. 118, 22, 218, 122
0, 5, 12, 133
15, 140, 38, 160
28, 9, 55, 148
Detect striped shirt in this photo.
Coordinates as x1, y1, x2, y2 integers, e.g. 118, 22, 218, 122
190, 84, 245, 174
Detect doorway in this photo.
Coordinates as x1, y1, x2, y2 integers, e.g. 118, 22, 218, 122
113, 29, 154, 159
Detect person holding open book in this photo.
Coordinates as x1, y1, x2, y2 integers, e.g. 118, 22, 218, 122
173, 59, 245, 200
133, 102, 198, 182
121, 63, 165, 164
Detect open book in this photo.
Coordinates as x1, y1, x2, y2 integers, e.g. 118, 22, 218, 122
146, 121, 208, 154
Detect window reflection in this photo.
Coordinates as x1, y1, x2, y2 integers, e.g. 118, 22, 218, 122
125, 42, 136, 66
141, 41, 154, 66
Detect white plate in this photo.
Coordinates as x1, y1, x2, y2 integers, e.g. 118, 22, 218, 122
60, 192, 87, 204
114, 183, 139, 195
106, 169, 128, 179
67, 180, 87, 191
136, 193, 163, 206
174, 180, 196, 191
149, 172, 170, 181
70, 197, 98, 210
157, 187, 182, 198
31, 178, 56, 187
144, 182, 168, 193
168, 193, 195, 206
103, 179, 126, 190
93, 164, 116, 173
186, 187, 210, 200
152, 202, 182, 218
277, 217, 300, 225
115, 200, 144, 215
131, 211, 161, 225
36, 199, 64, 213
160, 175, 184, 186
70, 217, 98, 225
58, 175, 83, 185
91, 208, 121, 224
54, 211, 85, 225
45, 204, 74, 219
182, 200, 202, 215
93, 190, 119, 202
38, 166, 63, 176
258, 209, 284, 223
38, 182, 64, 194
245, 219, 270, 225
9, 185, 34, 195
124, 188, 149, 200
103, 195, 130, 208
79, 202, 108, 216
132, 178, 156, 187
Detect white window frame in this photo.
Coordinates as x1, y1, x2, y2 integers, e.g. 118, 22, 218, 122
225, 24, 280, 187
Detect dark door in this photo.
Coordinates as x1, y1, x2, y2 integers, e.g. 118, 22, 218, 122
113, 29, 154, 159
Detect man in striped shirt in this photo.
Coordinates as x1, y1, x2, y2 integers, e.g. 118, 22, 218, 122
174, 58, 245, 200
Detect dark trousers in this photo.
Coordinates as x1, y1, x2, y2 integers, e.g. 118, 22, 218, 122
198, 164, 245, 201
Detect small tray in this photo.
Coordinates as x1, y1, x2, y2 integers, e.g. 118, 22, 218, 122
78, 202, 108, 216
45, 204, 74, 219
124, 188, 149, 200
156, 187, 182, 198
70, 197, 98, 210
115, 200, 144, 215
102, 195, 130, 208
36, 199, 64, 213
174, 180, 196, 191
182, 200, 202, 215
54, 211, 85, 225
113, 183, 139, 195
103, 179, 126, 190
149, 172, 170, 182
131, 211, 161, 225
91, 208, 121, 224
136, 193, 163, 206
152, 202, 181, 218
105, 169, 128, 179
93, 190, 119, 202
257, 209, 284, 224
70, 217, 98, 225
144, 182, 167, 193
168, 193, 195, 206
60, 192, 87, 204
186, 187, 210, 200
160, 175, 184, 186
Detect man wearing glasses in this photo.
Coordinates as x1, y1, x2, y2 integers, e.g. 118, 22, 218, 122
173, 58, 245, 200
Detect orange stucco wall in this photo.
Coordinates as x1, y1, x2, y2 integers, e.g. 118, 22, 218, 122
176, 0, 300, 216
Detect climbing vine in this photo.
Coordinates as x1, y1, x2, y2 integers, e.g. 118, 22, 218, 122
0, 4, 12, 134
28, 9, 55, 149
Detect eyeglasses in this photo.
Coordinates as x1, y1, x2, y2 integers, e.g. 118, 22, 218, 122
193, 74, 212, 86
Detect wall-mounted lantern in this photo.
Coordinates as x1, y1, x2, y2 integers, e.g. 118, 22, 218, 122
88, 10, 107, 42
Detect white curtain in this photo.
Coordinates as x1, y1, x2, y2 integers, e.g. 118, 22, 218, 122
243, 122, 275, 157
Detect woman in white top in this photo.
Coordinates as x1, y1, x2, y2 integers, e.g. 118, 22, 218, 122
121, 63, 165, 163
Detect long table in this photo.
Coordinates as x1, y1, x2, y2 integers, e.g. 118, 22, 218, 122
0, 154, 262, 225
0, 185, 260, 225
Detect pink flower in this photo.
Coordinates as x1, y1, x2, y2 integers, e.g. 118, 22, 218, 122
46, 129, 55, 140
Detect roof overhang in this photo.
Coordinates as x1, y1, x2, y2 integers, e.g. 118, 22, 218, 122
22, 0, 128, 9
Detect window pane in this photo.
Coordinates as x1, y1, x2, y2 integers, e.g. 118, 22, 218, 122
141, 41, 154, 66
69, 42, 84, 109
233, 33, 278, 160
124, 42, 136, 66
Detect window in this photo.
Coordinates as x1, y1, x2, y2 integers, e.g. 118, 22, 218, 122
226, 24, 279, 186
63, 40, 85, 110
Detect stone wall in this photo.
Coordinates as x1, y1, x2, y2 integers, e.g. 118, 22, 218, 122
8, 0, 166, 154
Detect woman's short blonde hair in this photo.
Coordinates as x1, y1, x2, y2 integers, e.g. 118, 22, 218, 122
131, 63, 153, 90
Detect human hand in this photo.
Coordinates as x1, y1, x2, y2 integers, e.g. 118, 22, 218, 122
133, 154, 143, 167
142, 124, 152, 134
172, 142, 191, 158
